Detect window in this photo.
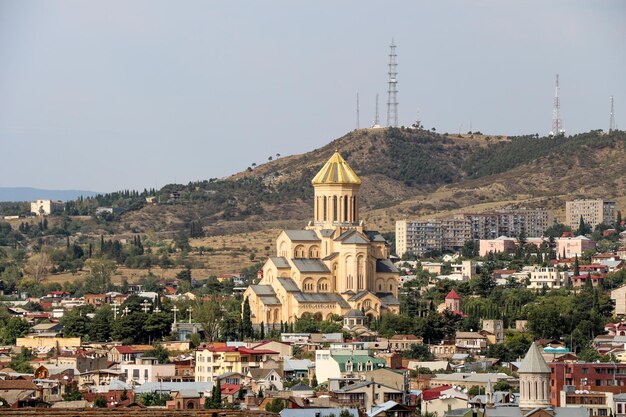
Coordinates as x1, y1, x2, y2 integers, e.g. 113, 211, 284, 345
582, 368, 589, 374
144, 369, 149, 380
133, 369, 140, 380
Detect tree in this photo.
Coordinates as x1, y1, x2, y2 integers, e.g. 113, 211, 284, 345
194, 298, 225, 342
574, 255, 580, 276
84, 258, 116, 293
242, 297, 253, 338
0, 317, 30, 345
24, 252, 51, 282
93, 396, 107, 408
265, 398, 285, 413
88, 305, 112, 342
340, 410, 355, 417
260, 322, 265, 339
145, 343, 170, 364
403, 343, 435, 361
10, 348, 34, 373
61, 309, 89, 337
206, 378, 222, 408
577, 216, 591, 236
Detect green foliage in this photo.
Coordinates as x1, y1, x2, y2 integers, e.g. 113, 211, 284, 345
0, 317, 30, 345
205, 378, 222, 409
63, 390, 84, 401
145, 344, 170, 364
10, 348, 35, 373
93, 395, 107, 408
61, 308, 89, 337
138, 392, 172, 407
402, 344, 436, 361
265, 398, 285, 413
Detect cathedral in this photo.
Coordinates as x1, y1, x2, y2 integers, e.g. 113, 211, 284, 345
243, 151, 400, 326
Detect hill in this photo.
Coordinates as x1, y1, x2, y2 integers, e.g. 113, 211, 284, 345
9, 128, 625, 239
0, 187, 98, 202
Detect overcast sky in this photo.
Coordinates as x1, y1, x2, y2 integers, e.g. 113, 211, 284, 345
1, 1, 624, 191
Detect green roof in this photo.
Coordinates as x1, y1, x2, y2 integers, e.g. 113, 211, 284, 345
332, 355, 386, 372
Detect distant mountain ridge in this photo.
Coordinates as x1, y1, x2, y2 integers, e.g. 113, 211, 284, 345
0, 187, 99, 202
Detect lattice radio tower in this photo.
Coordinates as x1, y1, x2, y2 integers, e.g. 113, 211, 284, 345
373, 93, 380, 127
609, 96, 616, 133
550, 74, 564, 136
386, 39, 398, 127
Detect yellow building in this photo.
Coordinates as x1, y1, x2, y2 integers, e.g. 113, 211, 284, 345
243, 151, 400, 326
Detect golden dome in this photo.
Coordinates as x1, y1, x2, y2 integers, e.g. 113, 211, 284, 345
311, 151, 362, 185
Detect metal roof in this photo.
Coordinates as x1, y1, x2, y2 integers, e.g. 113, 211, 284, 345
518, 343, 550, 374
283, 230, 320, 241
291, 259, 330, 273
376, 259, 398, 273
311, 151, 362, 185
270, 257, 290, 268
292, 292, 350, 308
250, 285, 276, 296
277, 278, 301, 292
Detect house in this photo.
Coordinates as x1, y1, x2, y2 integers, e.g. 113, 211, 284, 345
421, 385, 468, 417
389, 334, 423, 351
314, 347, 386, 383
406, 360, 452, 373
216, 371, 246, 386
455, 331, 487, 354
283, 359, 313, 381
248, 368, 284, 392
31, 322, 64, 335
527, 266, 570, 290
479, 237, 517, 257
30, 199, 64, 216
288, 382, 314, 397
121, 357, 176, 384
0, 379, 41, 406
248, 340, 293, 357
369, 401, 413, 417
330, 380, 403, 412
109, 345, 153, 363
50, 349, 108, 373
482, 319, 504, 344
280, 409, 359, 417
429, 342, 456, 359
363, 367, 408, 392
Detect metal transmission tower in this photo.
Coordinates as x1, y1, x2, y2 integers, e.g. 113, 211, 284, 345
373, 93, 380, 127
386, 40, 398, 127
550, 74, 564, 136
609, 96, 616, 133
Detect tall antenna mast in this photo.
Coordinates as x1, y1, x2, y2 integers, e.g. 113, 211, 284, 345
550, 74, 563, 136
386, 39, 398, 127
374, 93, 380, 126
609, 96, 616, 133
356, 92, 360, 130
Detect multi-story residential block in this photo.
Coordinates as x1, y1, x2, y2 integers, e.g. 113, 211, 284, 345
611, 285, 626, 316
454, 331, 487, 354
30, 199, 64, 216
396, 219, 443, 257
388, 334, 423, 351
566, 199, 616, 231
559, 388, 614, 417
550, 362, 626, 407
397, 208, 548, 258
527, 266, 570, 290
121, 357, 176, 384
194, 345, 279, 383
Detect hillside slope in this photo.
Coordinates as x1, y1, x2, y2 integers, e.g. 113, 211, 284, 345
66, 129, 626, 236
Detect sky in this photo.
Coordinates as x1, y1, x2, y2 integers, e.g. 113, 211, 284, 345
0, 1, 624, 192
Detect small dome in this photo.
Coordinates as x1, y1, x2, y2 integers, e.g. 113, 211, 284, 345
312, 151, 362, 185
344, 309, 365, 318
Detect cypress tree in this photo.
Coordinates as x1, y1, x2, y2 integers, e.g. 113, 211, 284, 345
574, 255, 580, 276
243, 297, 253, 338
260, 322, 265, 340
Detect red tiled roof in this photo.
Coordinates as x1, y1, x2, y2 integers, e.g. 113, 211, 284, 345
390, 334, 420, 340
445, 289, 461, 300
0, 380, 38, 390
423, 385, 452, 401
221, 383, 241, 395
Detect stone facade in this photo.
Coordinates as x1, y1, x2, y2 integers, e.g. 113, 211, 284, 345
243, 151, 400, 326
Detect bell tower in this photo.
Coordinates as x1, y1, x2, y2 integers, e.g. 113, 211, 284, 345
311, 151, 361, 229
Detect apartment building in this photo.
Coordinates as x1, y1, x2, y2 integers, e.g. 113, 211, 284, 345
527, 266, 570, 290
194, 345, 279, 383
566, 199, 616, 231
397, 208, 548, 258
550, 362, 626, 407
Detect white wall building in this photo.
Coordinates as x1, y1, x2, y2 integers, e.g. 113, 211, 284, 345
30, 199, 64, 216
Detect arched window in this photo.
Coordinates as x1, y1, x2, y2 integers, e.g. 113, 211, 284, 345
303, 278, 314, 292
333, 196, 338, 221
323, 197, 327, 221
309, 245, 319, 259
294, 245, 305, 258
317, 278, 329, 292
344, 195, 348, 221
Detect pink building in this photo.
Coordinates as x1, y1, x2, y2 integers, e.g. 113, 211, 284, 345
556, 236, 596, 258
479, 236, 517, 257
